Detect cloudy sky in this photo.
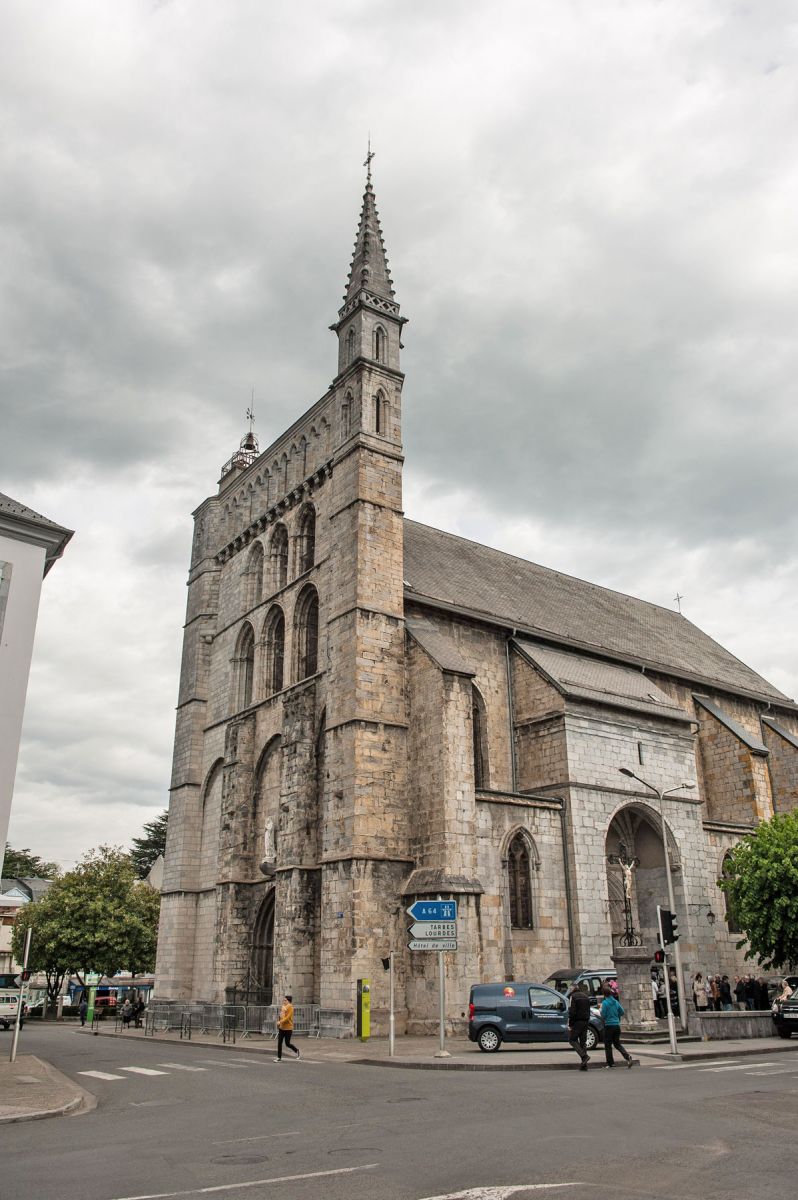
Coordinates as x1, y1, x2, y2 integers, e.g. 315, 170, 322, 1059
3, 0, 797, 869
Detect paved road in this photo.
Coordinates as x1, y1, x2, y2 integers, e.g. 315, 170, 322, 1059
2, 1025, 797, 1200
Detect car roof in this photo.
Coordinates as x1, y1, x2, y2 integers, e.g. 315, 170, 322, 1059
546, 968, 616, 980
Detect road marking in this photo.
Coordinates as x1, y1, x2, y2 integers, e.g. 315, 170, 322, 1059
109, 1163, 379, 1200
120, 1067, 170, 1076
195, 1059, 250, 1068
699, 1062, 777, 1072
79, 1070, 127, 1081
156, 1063, 208, 1072
211, 1131, 302, 1146
417, 1187, 585, 1199
747, 1069, 794, 1076
227, 1057, 272, 1065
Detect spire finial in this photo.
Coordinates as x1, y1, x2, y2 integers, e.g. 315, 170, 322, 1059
363, 134, 375, 186
247, 388, 255, 433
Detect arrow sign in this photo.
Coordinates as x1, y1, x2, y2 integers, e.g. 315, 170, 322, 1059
408, 939, 458, 952
406, 900, 458, 922
408, 922, 457, 940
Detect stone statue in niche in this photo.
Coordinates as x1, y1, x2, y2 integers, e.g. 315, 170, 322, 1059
260, 819, 276, 878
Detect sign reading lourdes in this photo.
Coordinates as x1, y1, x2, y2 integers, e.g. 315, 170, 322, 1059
406, 898, 459, 1057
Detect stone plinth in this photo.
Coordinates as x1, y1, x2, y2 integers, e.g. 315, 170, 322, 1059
612, 944, 657, 1030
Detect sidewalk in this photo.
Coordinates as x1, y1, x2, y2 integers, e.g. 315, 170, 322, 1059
88, 1023, 798, 1071
0, 1054, 94, 1124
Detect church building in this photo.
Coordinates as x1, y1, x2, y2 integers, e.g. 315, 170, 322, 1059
155, 167, 798, 1031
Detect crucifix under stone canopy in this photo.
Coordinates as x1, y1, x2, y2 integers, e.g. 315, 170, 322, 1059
607, 841, 642, 946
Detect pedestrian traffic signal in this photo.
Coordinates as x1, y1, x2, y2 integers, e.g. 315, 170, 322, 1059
657, 905, 679, 946
653, 949, 665, 964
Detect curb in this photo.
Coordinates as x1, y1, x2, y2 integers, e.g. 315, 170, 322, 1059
0, 1056, 97, 1125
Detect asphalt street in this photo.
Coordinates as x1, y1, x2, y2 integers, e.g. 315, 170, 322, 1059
2, 1025, 797, 1200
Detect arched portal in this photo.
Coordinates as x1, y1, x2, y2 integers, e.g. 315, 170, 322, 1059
251, 890, 275, 1004
604, 803, 683, 951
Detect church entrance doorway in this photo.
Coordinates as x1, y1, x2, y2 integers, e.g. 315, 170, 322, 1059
250, 890, 275, 1005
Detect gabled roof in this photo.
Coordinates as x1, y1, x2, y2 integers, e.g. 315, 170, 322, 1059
0, 492, 73, 575
403, 520, 792, 707
514, 638, 692, 723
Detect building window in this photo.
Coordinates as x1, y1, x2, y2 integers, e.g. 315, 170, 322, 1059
297, 507, 316, 575
342, 393, 352, 439
245, 542, 264, 609
235, 623, 255, 710
263, 607, 285, 695
722, 852, 741, 934
373, 325, 386, 363
508, 833, 534, 929
270, 524, 289, 591
472, 685, 488, 789
347, 327, 355, 364
374, 390, 388, 436
294, 586, 319, 680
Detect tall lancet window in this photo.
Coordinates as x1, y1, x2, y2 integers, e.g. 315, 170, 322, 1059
373, 325, 386, 363
508, 833, 534, 929
263, 606, 285, 695
235, 623, 255, 710
347, 327, 355, 364
295, 586, 319, 680
270, 524, 289, 591
472, 685, 489, 789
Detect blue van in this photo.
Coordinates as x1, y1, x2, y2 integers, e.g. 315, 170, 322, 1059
468, 981, 604, 1053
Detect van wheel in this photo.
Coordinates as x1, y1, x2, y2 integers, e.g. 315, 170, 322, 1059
477, 1027, 502, 1053
584, 1026, 598, 1051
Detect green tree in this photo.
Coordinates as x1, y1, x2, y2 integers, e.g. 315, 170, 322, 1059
3, 844, 60, 879
129, 811, 168, 879
11, 846, 161, 1014
719, 812, 798, 971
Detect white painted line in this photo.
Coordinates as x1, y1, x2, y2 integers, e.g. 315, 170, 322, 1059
156, 1063, 208, 1073
195, 1059, 250, 1068
79, 1070, 127, 1081
211, 1131, 301, 1146
120, 1067, 170, 1076
109, 1162, 379, 1200
747, 1069, 792, 1076
418, 1186, 585, 1200
227, 1057, 272, 1065
700, 1062, 776, 1072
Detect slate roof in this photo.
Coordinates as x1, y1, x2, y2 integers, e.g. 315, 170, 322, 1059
405, 615, 475, 677
0, 492, 73, 574
403, 520, 792, 707
694, 696, 769, 755
515, 639, 692, 723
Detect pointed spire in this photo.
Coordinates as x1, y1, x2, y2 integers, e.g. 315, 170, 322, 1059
343, 148, 396, 304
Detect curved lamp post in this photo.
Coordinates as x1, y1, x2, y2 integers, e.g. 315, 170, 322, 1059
619, 767, 692, 1039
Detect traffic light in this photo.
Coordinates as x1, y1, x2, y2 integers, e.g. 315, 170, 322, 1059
653, 949, 665, 964
657, 905, 679, 946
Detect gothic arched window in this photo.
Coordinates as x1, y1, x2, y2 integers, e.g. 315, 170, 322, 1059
472, 685, 489, 789
508, 832, 534, 929
374, 390, 388, 436
270, 524, 289, 591
235, 623, 255, 710
245, 542, 264, 609
342, 392, 352, 439
294, 585, 319, 680
373, 325, 386, 363
346, 327, 355, 364
263, 606, 285, 695
297, 506, 316, 575
722, 852, 741, 934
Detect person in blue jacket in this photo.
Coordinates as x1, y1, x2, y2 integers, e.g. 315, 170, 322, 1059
600, 985, 638, 1069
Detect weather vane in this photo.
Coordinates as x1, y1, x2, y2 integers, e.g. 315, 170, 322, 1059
674, 592, 684, 614
247, 388, 255, 433
364, 135, 375, 184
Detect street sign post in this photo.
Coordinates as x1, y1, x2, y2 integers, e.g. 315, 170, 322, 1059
408, 939, 458, 951
406, 900, 458, 922
408, 922, 456, 940
406, 898, 459, 1058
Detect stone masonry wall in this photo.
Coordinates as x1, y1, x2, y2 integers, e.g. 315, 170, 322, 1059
763, 722, 798, 814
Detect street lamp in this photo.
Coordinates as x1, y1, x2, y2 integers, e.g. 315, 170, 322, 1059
618, 767, 692, 1049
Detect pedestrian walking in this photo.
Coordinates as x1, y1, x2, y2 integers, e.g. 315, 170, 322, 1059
692, 973, 708, 1012
600, 985, 638, 1069
568, 982, 592, 1071
78, 997, 89, 1027
274, 993, 301, 1062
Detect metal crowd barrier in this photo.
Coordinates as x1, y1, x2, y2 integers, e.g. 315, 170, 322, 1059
144, 1002, 354, 1040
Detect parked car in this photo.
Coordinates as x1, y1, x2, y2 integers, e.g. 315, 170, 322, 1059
772, 985, 798, 1038
545, 967, 617, 1002
468, 981, 605, 1053
0, 991, 23, 1030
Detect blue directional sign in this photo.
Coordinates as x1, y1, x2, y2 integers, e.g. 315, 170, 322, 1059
406, 899, 458, 922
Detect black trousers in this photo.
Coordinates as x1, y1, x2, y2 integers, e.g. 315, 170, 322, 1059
568, 1022, 589, 1062
277, 1028, 299, 1059
603, 1025, 631, 1066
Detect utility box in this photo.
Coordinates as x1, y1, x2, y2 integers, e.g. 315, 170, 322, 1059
356, 978, 370, 1040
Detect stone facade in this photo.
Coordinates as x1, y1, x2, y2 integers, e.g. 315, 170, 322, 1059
155, 173, 798, 1033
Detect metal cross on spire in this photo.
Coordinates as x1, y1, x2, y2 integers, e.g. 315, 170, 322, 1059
247, 388, 255, 432
364, 135, 375, 184
674, 592, 684, 613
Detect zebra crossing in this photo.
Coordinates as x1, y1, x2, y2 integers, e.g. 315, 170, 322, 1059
79, 1055, 284, 1083
654, 1056, 798, 1076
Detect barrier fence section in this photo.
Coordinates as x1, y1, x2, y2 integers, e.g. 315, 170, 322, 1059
144, 1002, 354, 1039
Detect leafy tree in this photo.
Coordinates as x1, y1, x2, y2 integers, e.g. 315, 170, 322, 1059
3, 844, 60, 879
130, 811, 168, 879
11, 846, 161, 1014
719, 812, 798, 971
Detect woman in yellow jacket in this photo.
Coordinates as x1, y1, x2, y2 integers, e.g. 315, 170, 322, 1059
274, 994, 301, 1062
